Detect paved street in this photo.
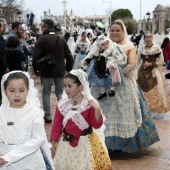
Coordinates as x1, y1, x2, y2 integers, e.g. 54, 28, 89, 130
32, 66, 170, 170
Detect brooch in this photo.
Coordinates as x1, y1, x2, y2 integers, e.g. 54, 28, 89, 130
7, 122, 14, 126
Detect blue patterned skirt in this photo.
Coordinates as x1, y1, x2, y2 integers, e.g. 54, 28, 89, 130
90, 71, 159, 152
105, 87, 159, 152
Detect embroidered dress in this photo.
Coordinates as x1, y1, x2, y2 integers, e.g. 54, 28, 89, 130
90, 41, 159, 152
137, 44, 170, 113
50, 97, 112, 170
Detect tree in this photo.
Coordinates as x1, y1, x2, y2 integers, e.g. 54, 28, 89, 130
111, 8, 137, 34
0, 0, 25, 23
111, 9, 133, 22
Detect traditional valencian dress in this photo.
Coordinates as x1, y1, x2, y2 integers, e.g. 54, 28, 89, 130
73, 37, 91, 69
50, 97, 112, 170
50, 69, 112, 170
137, 44, 170, 113
0, 71, 54, 170
90, 40, 159, 151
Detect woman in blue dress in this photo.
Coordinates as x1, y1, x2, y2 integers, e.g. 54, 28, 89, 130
89, 19, 159, 152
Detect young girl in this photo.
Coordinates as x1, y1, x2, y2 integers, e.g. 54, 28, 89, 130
82, 35, 127, 100
73, 31, 91, 69
0, 71, 54, 169
50, 69, 112, 170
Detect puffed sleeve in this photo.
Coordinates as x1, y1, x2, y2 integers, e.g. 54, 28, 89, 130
156, 51, 164, 67
50, 107, 64, 141
1, 115, 45, 166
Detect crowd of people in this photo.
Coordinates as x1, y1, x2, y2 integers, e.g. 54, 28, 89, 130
0, 17, 170, 170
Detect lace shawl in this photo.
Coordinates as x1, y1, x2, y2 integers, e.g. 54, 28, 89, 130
58, 97, 91, 130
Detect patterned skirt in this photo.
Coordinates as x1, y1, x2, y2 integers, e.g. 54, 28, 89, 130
91, 76, 159, 152
142, 72, 170, 113
73, 53, 86, 69
53, 132, 112, 170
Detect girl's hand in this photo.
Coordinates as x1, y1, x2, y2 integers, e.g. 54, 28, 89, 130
51, 145, 56, 159
89, 99, 102, 122
88, 99, 101, 111
0, 157, 8, 167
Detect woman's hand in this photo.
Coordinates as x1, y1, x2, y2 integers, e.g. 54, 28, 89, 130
0, 157, 8, 167
82, 61, 87, 66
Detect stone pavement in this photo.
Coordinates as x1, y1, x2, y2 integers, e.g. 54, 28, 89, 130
32, 66, 170, 170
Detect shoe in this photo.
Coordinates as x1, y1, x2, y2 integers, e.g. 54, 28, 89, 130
114, 150, 122, 152
109, 90, 115, 97
97, 93, 107, 100
165, 73, 170, 79
44, 117, 52, 123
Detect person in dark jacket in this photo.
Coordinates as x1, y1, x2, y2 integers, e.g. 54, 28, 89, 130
136, 30, 144, 49
0, 21, 8, 104
33, 19, 74, 123
5, 36, 27, 71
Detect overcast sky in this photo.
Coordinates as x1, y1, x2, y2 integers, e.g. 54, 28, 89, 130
24, 0, 170, 22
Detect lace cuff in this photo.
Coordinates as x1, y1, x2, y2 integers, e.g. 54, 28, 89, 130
123, 64, 135, 75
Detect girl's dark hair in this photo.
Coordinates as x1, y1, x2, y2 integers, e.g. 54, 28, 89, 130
4, 72, 29, 89
81, 31, 86, 37
0, 22, 2, 28
64, 72, 81, 86
6, 36, 20, 48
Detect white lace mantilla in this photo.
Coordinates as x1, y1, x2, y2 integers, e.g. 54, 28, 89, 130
141, 44, 162, 55
58, 97, 91, 130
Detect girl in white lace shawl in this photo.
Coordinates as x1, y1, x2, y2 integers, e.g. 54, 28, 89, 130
50, 69, 112, 170
73, 31, 91, 69
0, 71, 54, 169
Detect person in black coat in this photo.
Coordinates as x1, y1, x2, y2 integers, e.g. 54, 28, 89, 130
33, 19, 74, 123
5, 36, 27, 71
0, 21, 8, 104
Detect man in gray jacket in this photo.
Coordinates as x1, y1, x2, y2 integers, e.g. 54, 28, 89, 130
33, 19, 73, 123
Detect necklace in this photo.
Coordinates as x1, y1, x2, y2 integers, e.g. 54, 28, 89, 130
73, 101, 77, 106
70, 95, 83, 111
145, 44, 153, 48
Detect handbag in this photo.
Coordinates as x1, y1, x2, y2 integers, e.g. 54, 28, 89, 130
36, 54, 57, 72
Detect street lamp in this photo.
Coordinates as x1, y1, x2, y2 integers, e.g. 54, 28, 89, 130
146, 12, 151, 31
17, 11, 22, 22
88, 7, 95, 25
139, 0, 142, 32
102, 0, 111, 25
